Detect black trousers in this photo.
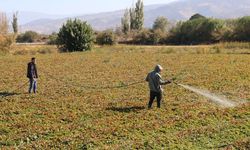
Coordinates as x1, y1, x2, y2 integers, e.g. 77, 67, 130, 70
148, 91, 162, 108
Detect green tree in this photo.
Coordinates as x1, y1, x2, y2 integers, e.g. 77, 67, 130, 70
189, 13, 206, 20
134, 0, 144, 30
12, 12, 18, 34
219, 19, 236, 41
121, 9, 130, 34
168, 18, 223, 44
129, 8, 136, 31
234, 16, 250, 41
130, 0, 144, 31
153, 16, 169, 32
57, 19, 93, 52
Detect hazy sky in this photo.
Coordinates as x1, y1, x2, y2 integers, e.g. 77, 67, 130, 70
0, 0, 178, 15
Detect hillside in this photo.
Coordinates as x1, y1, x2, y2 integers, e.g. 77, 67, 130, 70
20, 0, 250, 34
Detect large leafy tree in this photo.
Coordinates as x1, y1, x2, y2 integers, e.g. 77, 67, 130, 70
153, 16, 169, 33
168, 17, 223, 44
234, 16, 250, 41
57, 19, 93, 52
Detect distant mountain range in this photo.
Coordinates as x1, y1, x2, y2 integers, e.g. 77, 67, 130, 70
18, 0, 250, 34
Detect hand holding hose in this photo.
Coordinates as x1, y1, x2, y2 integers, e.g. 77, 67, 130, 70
165, 77, 178, 85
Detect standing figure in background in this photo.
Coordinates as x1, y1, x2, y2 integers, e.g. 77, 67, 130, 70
146, 65, 172, 108
27, 57, 38, 94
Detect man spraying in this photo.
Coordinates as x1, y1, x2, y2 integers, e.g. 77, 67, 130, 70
27, 57, 38, 94
146, 65, 172, 108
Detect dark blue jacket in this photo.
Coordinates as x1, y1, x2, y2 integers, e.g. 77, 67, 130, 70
27, 62, 38, 78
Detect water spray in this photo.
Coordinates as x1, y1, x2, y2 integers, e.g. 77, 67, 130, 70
171, 80, 240, 107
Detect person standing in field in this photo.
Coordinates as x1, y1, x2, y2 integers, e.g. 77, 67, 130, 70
27, 57, 38, 94
146, 65, 172, 108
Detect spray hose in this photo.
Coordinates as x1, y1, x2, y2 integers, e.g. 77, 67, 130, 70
0, 69, 185, 99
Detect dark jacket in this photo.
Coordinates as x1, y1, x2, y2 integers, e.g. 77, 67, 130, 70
27, 62, 38, 78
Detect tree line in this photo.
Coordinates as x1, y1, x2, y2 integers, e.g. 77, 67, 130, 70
120, 0, 250, 45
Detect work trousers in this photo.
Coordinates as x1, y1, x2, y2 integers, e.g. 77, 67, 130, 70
148, 91, 162, 108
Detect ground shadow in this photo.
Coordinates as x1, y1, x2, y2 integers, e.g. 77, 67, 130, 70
240, 52, 250, 55
0, 92, 19, 98
106, 106, 145, 113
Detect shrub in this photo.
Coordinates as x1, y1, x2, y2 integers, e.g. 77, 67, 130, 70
0, 12, 13, 54
96, 30, 117, 45
133, 29, 166, 45
47, 32, 58, 45
38, 48, 53, 54
0, 35, 13, 53
13, 50, 29, 55
16, 31, 40, 43
57, 19, 93, 52
133, 29, 152, 45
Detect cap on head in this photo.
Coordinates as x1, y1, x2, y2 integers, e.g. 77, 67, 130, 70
154, 64, 163, 72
